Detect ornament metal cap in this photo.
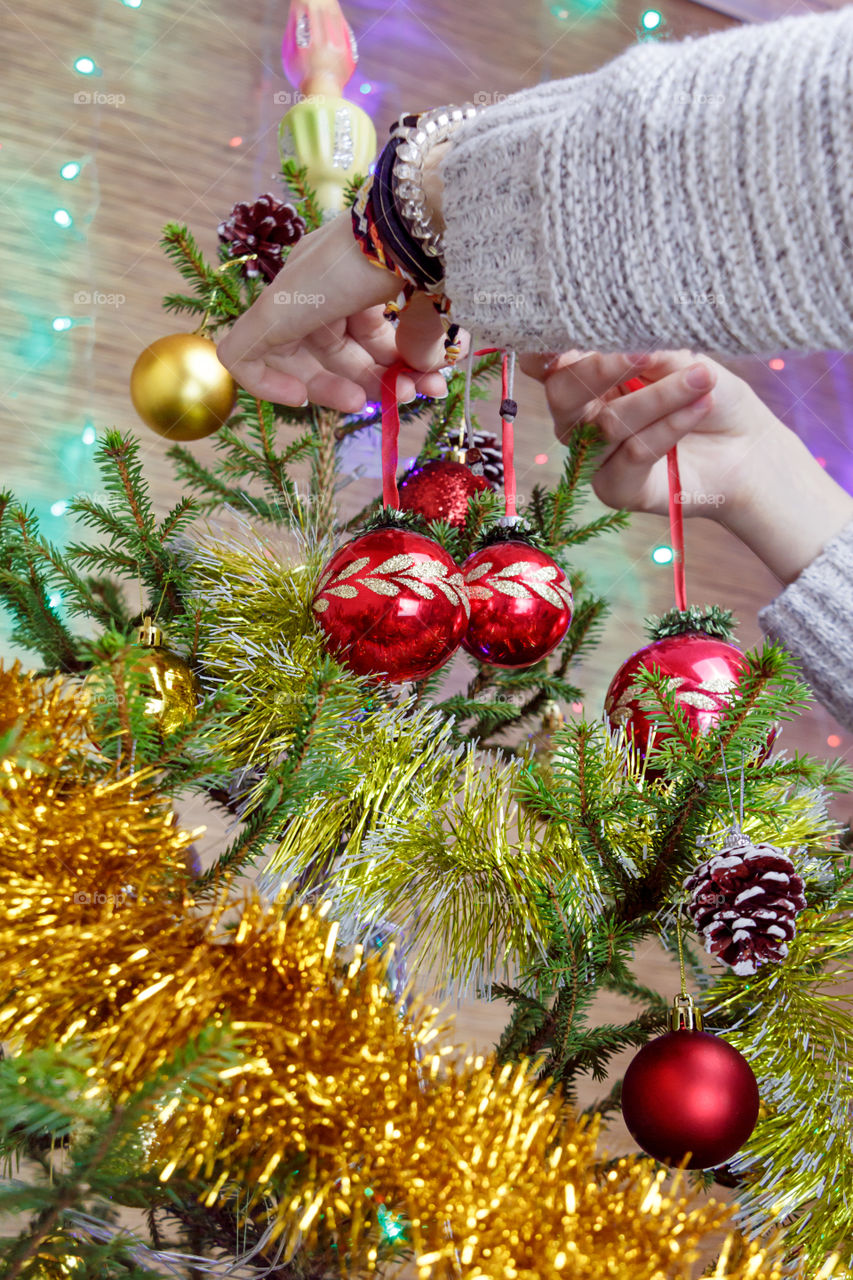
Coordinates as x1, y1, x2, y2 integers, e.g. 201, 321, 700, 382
137, 615, 164, 648
671, 992, 703, 1032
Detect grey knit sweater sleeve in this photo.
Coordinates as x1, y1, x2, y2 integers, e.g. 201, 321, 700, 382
440, 9, 853, 355
759, 521, 853, 731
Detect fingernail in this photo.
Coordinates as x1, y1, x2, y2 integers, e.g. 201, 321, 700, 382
689, 392, 714, 413
685, 363, 712, 390
298, 397, 309, 407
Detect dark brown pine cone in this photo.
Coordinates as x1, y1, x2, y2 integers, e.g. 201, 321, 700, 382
218, 194, 306, 282
684, 829, 806, 976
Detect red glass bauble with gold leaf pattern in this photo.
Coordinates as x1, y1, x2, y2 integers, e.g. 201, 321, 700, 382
461, 540, 573, 668
604, 632, 747, 757
312, 527, 468, 682
398, 459, 491, 528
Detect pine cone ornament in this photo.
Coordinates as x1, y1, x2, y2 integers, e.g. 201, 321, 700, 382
439, 430, 503, 486
218, 194, 306, 281
684, 829, 806, 976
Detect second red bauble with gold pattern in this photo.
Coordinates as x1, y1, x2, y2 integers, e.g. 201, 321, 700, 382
605, 630, 748, 758
312, 527, 469, 682
461, 540, 573, 668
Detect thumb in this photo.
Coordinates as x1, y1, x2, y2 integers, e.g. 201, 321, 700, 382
518, 350, 587, 383
395, 292, 451, 372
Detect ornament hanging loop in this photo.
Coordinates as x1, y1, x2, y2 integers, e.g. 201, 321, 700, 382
137, 614, 164, 648
195, 254, 259, 337
671, 991, 703, 1032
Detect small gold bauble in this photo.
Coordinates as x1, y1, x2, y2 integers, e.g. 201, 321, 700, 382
540, 699, 565, 734
129, 332, 237, 441
132, 617, 199, 735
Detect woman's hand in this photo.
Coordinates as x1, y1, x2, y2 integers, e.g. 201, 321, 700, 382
216, 211, 453, 411
521, 348, 853, 584
520, 348, 763, 517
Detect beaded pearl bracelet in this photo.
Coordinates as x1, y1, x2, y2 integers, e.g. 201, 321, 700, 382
390, 104, 478, 272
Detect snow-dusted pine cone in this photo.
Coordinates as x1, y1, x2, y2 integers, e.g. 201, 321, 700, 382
684, 829, 806, 976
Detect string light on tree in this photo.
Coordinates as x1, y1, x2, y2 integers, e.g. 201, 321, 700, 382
652, 544, 674, 564
52, 317, 73, 332
73, 57, 98, 75
53, 209, 73, 228
641, 8, 663, 28
60, 162, 82, 180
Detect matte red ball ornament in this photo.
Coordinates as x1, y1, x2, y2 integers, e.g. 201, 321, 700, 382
397, 459, 491, 528
605, 629, 747, 757
461, 540, 573, 668
312, 527, 469, 682
621, 1028, 760, 1169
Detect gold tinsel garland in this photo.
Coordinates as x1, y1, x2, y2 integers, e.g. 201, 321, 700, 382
0, 664, 784, 1279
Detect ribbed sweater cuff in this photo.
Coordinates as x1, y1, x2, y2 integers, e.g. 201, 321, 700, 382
759, 519, 853, 731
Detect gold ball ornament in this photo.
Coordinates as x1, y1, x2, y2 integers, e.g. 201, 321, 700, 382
541, 699, 565, 734
133, 616, 200, 735
129, 332, 237, 441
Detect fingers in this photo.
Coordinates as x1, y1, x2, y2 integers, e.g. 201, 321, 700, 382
581, 362, 717, 452
593, 393, 716, 510
518, 350, 585, 382
218, 351, 307, 407
395, 291, 449, 373
542, 352, 653, 439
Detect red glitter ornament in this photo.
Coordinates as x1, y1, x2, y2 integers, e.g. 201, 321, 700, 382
461, 540, 573, 668
312, 527, 468, 682
397, 459, 491, 528
621, 1027, 759, 1169
605, 618, 748, 758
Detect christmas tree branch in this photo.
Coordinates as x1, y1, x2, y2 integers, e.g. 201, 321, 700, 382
281, 161, 323, 232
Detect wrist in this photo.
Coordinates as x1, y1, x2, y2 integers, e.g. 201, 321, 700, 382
724, 421, 853, 585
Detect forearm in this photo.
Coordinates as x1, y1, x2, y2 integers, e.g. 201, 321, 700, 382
434, 9, 853, 354
724, 427, 853, 586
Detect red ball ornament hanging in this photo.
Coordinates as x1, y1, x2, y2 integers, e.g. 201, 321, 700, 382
605, 607, 748, 758
312, 525, 468, 682
461, 538, 573, 668
621, 994, 759, 1169
397, 458, 491, 528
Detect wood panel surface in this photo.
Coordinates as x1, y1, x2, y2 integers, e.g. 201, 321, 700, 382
2, 0, 852, 1266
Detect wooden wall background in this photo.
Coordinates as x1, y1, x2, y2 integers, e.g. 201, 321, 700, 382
2, 0, 852, 1264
